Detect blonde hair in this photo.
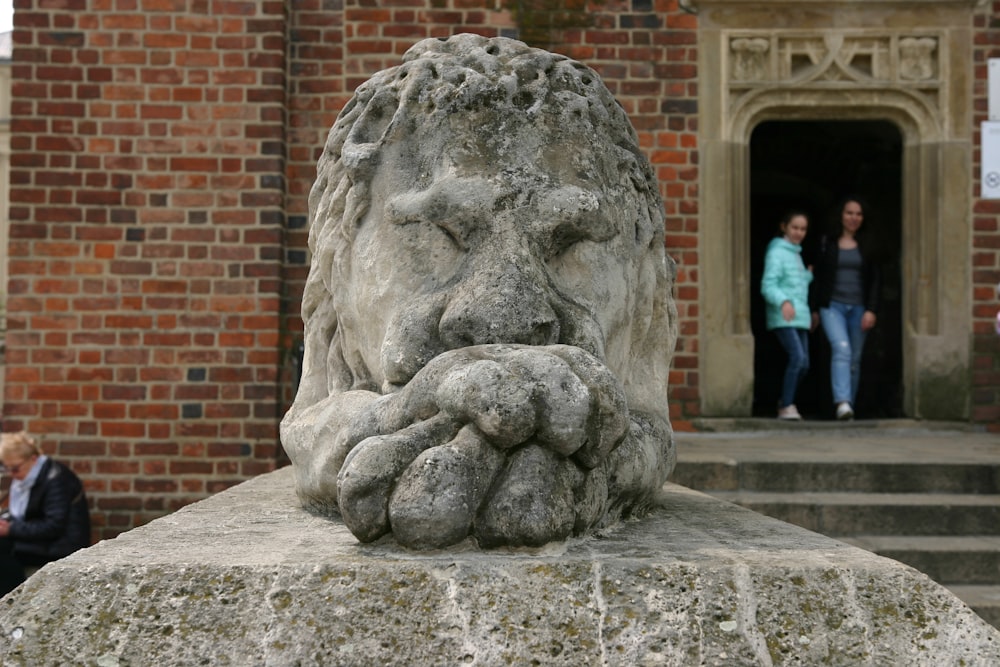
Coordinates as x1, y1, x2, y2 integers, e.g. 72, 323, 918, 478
0, 431, 41, 460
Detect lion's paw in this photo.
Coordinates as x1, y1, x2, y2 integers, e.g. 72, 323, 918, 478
388, 426, 504, 549
334, 345, 652, 549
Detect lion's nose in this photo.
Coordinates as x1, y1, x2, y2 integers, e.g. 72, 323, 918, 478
438, 267, 560, 349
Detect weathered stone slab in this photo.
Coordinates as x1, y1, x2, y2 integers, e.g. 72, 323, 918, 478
0, 467, 996, 666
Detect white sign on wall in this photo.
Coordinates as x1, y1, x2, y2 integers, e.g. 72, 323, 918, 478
991, 59, 1000, 121
983, 122, 1000, 199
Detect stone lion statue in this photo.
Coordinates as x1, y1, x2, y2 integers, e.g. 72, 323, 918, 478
280, 34, 678, 550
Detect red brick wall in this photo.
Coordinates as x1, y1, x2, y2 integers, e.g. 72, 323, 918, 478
6, 0, 288, 538
973, 2, 1000, 433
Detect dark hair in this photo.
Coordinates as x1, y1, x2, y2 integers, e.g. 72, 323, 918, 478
831, 194, 869, 234
777, 210, 808, 235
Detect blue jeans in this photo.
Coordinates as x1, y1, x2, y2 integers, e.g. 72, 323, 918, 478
820, 301, 868, 405
773, 327, 809, 408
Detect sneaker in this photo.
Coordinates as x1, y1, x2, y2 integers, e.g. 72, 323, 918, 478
777, 405, 802, 420
836, 402, 854, 420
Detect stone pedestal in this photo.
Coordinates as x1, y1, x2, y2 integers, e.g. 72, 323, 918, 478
0, 467, 996, 665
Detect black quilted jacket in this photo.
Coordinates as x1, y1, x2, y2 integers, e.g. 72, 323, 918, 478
8, 458, 91, 566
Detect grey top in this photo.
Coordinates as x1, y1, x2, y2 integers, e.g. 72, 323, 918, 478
832, 246, 864, 305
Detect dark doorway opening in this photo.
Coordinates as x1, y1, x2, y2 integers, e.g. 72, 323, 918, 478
750, 120, 904, 420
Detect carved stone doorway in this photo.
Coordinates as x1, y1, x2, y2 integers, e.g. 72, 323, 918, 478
749, 120, 904, 419
696, 0, 976, 419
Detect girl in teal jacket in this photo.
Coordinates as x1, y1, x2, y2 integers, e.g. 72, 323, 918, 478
761, 211, 814, 420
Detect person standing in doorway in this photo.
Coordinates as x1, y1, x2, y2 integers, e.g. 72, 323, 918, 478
813, 196, 881, 420
761, 211, 816, 420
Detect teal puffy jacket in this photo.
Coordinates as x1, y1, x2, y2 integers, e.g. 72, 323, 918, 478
761, 237, 813, 330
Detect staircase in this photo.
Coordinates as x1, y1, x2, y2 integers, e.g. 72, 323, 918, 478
672, 424, 1000, 629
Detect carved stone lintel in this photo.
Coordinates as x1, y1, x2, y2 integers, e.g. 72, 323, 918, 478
728, 32, 941, 89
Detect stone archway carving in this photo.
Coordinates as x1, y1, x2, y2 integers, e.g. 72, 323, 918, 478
695, 0, 977, 419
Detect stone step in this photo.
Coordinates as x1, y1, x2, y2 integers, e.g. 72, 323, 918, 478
706, 491, 1000, 536
841, 535, 1000, 585
673, 430, 1000, 630
688, 418, 985, 433
672, 460, 1000, 494
946, 585, 1000, 630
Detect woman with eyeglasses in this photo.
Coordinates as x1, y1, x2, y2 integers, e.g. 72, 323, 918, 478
0, 431, 90, 596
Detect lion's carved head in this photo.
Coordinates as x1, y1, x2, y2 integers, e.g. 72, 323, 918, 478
281, 34, 678, 549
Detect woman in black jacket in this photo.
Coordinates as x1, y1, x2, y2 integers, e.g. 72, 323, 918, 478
0, 431, 90, 596
812, 196, 881, 420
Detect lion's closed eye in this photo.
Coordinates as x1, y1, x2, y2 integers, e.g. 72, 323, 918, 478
397, 213, 466, 249
535, 186, 616, 260
385, 199, 474, 251
543, 209, 618, 261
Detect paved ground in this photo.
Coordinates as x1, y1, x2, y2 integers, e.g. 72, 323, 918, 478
674, 419, 999, 465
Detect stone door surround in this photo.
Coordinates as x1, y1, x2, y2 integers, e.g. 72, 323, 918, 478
695, 0, 979, 419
